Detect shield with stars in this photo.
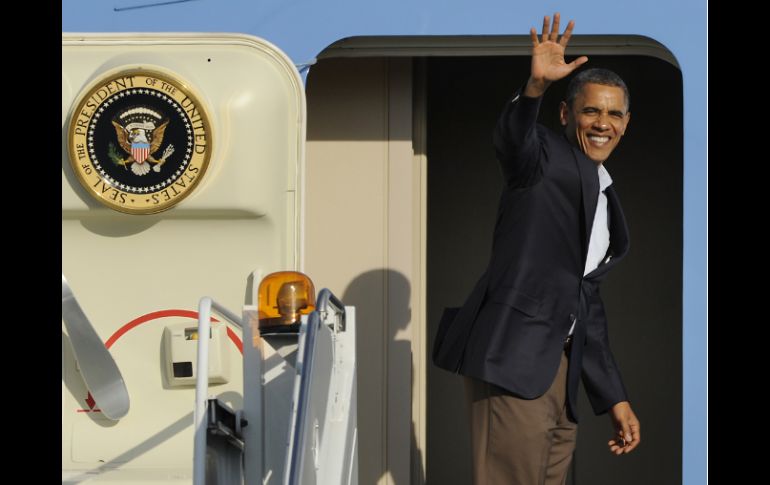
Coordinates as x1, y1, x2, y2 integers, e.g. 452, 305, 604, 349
67, 68, 212, 214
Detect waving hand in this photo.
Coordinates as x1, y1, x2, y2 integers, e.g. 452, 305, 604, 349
524, 13, 588, 98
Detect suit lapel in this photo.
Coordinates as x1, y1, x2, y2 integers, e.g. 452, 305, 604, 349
570, 144, 630, 279
605, 185, 630, 260
571, 146, 599, 265
584, 185, 630, 279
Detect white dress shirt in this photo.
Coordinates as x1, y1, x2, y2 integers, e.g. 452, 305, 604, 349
568, 164, 613, 336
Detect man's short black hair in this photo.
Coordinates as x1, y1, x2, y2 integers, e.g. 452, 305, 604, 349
565, 68, 630, 112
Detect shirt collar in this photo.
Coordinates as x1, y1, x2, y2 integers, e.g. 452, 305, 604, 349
597, 164, 613, 192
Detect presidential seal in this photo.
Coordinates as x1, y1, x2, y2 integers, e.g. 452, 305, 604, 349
67, 69, 212, 214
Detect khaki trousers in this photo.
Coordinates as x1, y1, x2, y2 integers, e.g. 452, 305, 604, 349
464, 350, 578, 485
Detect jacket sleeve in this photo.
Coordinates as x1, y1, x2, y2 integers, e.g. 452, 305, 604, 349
492, 86, 546, 188
580, 297, 630, 415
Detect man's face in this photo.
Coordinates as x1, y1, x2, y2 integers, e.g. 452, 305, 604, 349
559, 83, 630, 165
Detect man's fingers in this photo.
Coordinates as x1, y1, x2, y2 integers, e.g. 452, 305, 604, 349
624, 440, 640, 453
566, 56, 589, 72
608, 425, 640, 455
530, 27, 539, 46
550, 13, 560, 42
608, 441, 625, 455
541, 16, 550, 44
560, 20, 576, 47
620, 426, 633, 443
619, 426, 632, 446
573, 56, 589, 67
608, 439, 636, 455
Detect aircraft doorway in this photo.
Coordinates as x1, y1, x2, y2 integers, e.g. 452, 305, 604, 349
425, 55, 683, 485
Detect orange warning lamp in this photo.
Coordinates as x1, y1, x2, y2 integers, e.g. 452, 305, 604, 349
258, 271, 316, 333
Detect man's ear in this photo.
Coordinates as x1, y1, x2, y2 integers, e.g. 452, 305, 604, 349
559, 101, 569, 126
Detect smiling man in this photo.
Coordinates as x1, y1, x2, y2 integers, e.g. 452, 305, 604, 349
432, 13, 641, 485
560, 71, 630, 163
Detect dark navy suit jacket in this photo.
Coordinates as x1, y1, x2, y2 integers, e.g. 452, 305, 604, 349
432, 87, 630, 422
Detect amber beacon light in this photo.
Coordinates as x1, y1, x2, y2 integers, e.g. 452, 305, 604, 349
258, 271, 316, 334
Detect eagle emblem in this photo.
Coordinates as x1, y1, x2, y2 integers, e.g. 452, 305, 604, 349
109, 107, 175, 176
68, 69, 212, 214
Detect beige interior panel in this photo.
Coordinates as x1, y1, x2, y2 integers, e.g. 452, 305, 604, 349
305, 57, 425, 485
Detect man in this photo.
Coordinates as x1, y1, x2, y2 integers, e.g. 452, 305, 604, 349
432, 13, 641, 485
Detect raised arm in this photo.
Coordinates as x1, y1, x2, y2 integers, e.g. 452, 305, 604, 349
494, 13, 587, 188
